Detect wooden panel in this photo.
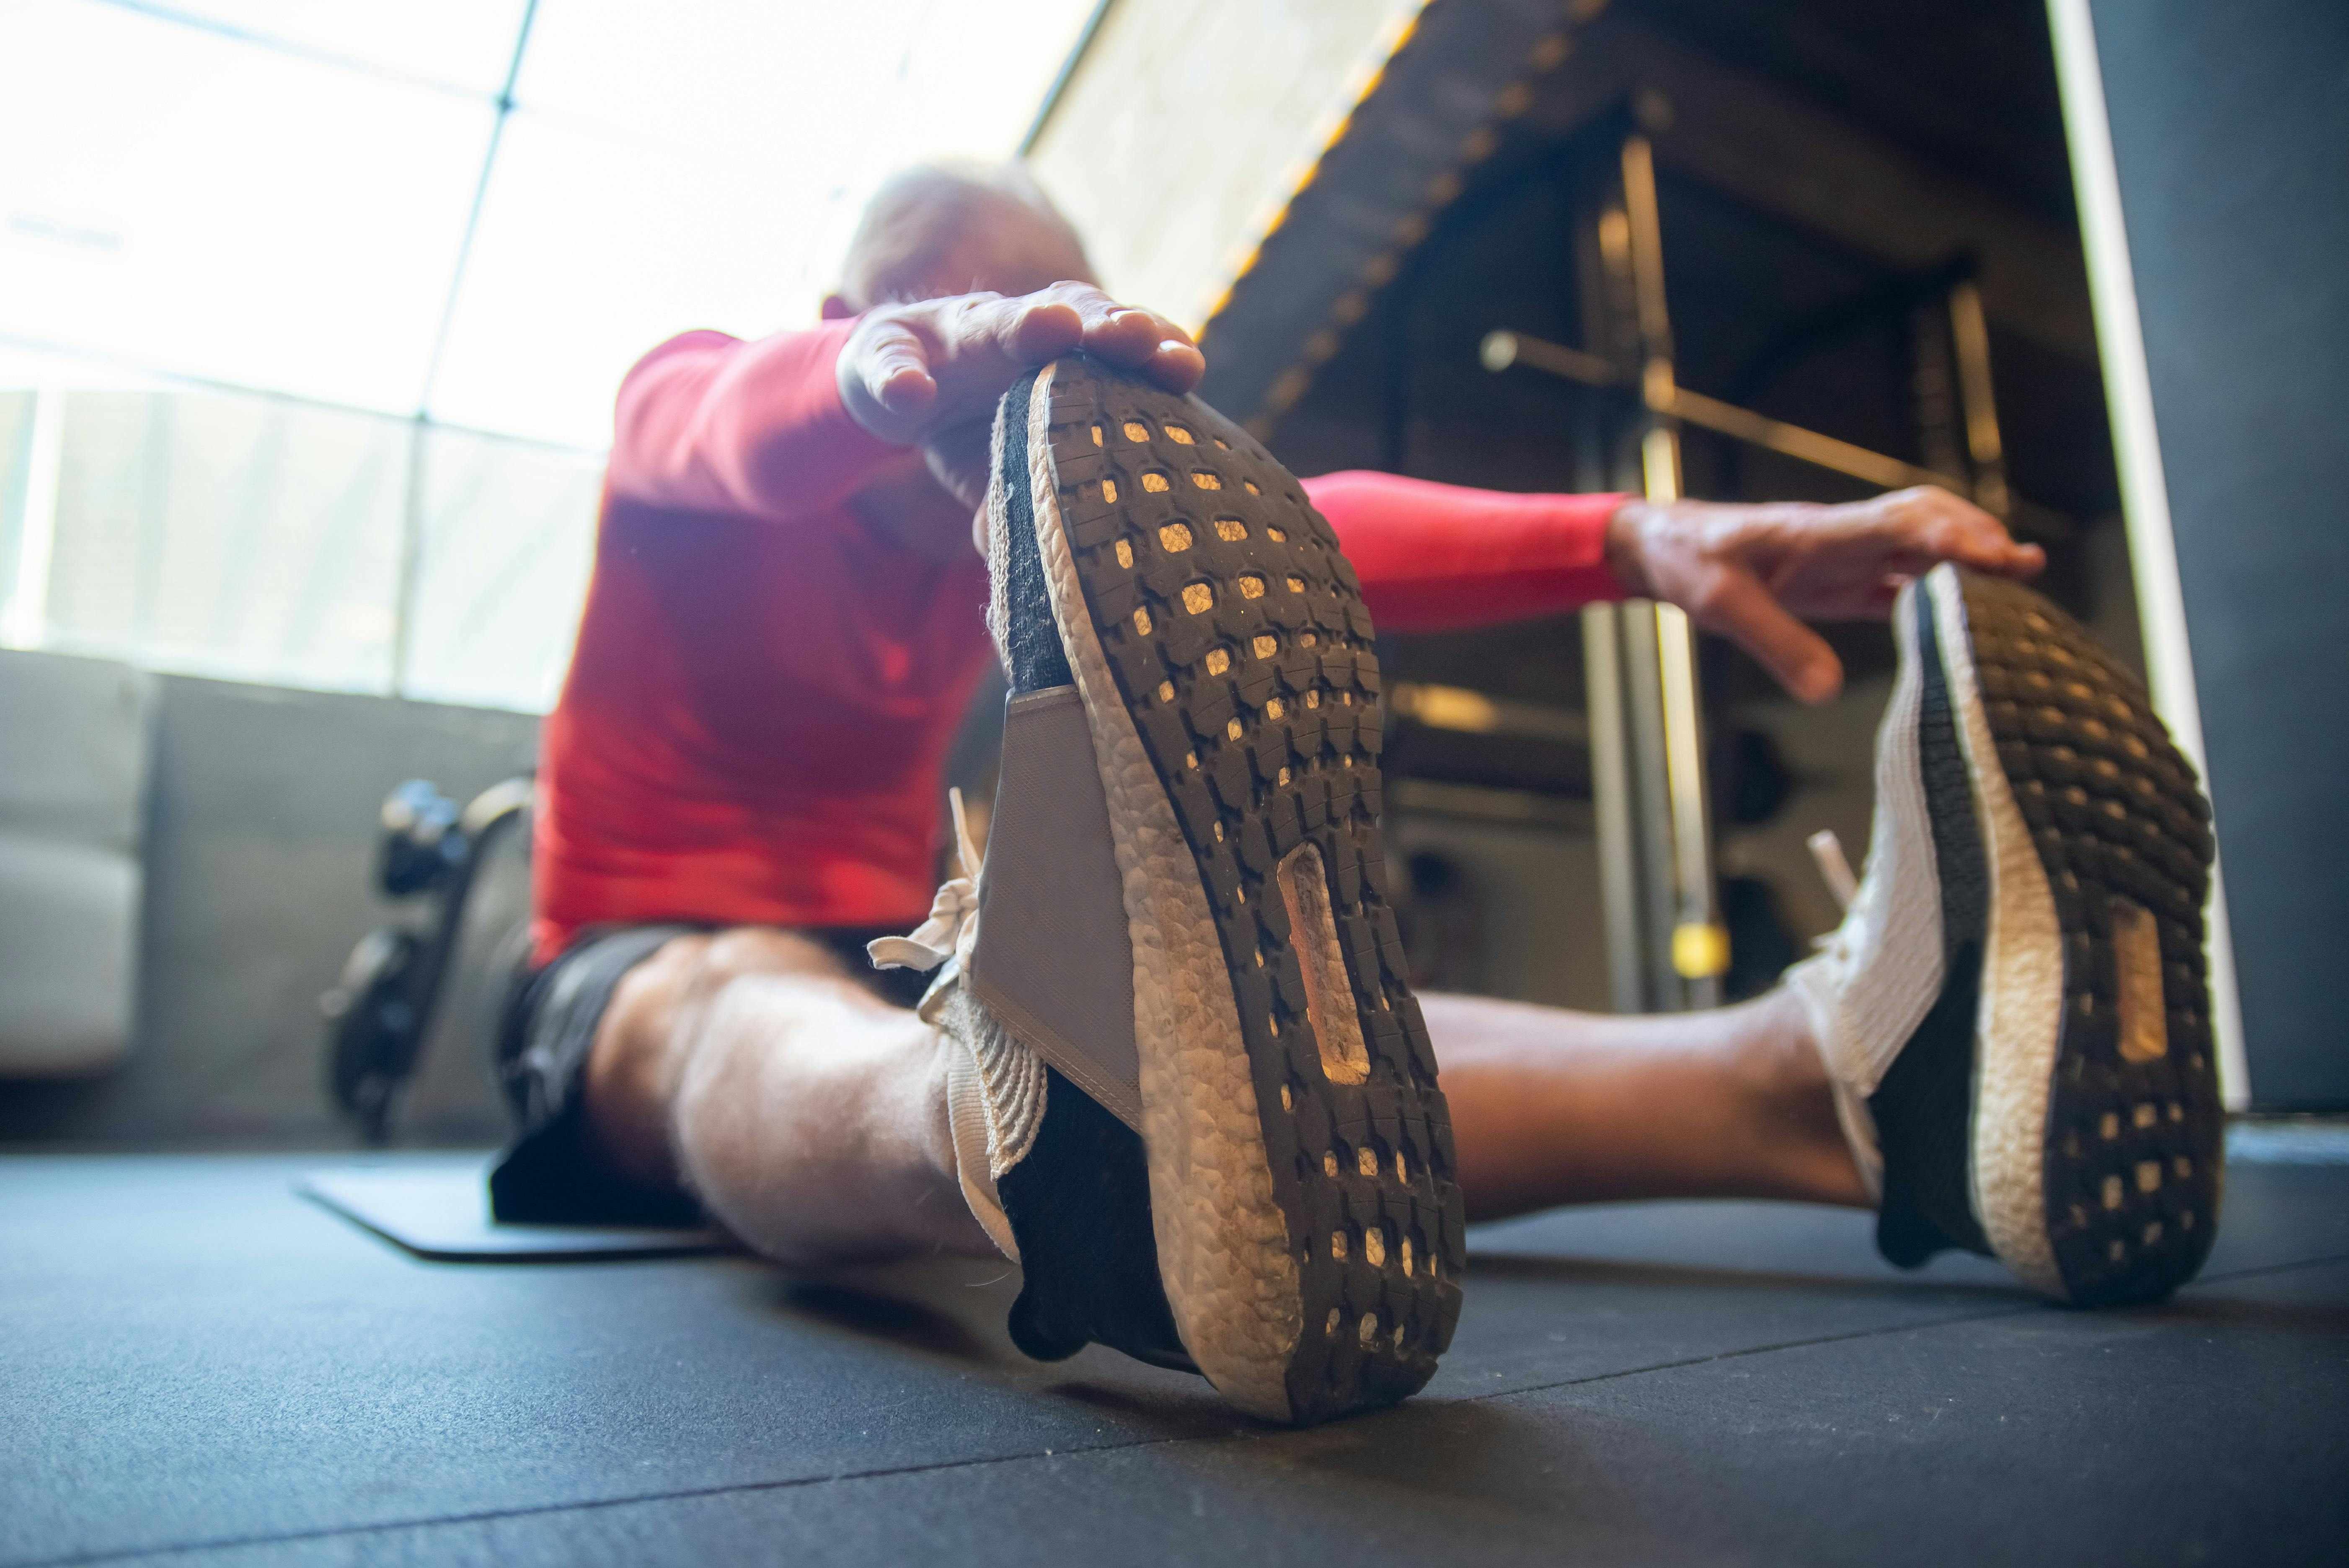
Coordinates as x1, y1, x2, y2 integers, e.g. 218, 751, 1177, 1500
1028, 0, 1426, 331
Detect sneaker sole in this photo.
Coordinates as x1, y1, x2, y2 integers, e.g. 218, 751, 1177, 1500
1008, 356, 1465, 1422
1918, 565, 2222, 1305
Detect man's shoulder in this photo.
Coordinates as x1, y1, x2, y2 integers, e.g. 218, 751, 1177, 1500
626, 328, 747, 380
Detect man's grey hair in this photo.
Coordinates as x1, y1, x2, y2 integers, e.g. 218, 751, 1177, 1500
838, 162, 1091, 307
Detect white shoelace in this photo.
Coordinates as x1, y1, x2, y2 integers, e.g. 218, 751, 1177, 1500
863, 788, 1034, 1262
868, 788, 984, 977
1807, 829, 1859, 916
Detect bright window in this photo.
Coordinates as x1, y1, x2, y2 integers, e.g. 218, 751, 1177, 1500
0, 0, 495, 413
40, 389, 407, 692
0, 0, 1100, 708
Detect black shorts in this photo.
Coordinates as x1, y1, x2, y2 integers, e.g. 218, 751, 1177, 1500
487, 923, 929, 1226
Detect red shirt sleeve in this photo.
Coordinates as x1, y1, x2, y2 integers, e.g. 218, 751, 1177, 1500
607, 320, 904, 521
1300, 470, 1628, 633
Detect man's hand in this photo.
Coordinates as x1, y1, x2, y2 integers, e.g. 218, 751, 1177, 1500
838, 282, 1202, 509
1607, 486, 2044, 703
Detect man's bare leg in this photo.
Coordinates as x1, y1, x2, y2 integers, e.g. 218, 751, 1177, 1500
578, 923, 1863, 1266
1429, 989, 1870, 1222
583, 929, 993, 1266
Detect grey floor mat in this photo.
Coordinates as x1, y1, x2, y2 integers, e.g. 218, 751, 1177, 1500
298, 1157, 731, 1261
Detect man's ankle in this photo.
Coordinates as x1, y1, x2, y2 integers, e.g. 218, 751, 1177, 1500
1745, 987, 1873, 1208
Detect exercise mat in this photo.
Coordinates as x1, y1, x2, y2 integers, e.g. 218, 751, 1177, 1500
300, 1158, 734, 1262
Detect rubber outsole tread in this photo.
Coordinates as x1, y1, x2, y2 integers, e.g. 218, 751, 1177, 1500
1960, 572, 2222, 1306
1038, 361, 1463, 1422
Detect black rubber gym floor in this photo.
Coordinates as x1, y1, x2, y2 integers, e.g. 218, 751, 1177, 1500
6, 1139, 2344, 1567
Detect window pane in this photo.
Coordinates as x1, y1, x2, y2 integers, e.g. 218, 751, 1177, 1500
425, 112, 812, 448
42, 389, 406, 692
435, 0, 1099, 446
399, 427, 599, 713
0, 0, 495, 411
517, 0, 919, 151
160, 0, 528, 95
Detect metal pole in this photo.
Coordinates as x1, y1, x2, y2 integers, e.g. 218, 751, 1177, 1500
1581, 604, 1645, 1011
1947, 278, 2012, 517
1910, 297, 1967, 484
1617, 596, 1684, 1006
1, 385, 64, 649
389, 416, 429, 700
1620, 132, 1724, 1007
1571, 129, 1655, 1013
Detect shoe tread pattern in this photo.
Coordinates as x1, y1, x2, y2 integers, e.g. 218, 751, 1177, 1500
1962, 571, 2222, 1306
1042, 359, 1464, 1422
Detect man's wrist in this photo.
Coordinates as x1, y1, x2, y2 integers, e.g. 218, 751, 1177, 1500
1605, 499, 1657, 599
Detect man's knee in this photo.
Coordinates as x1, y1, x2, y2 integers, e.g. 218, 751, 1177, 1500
690, 927, 851, 995
584, 928, 847, 1185
610, 927, 848, 1043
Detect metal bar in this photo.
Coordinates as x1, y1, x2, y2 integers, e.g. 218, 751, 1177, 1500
86, 0, 501, 106
0, 386, 65, 648
1615, 602, 1682, 1006
1020, 0, 1119, 155
1484, 326, 2075, 540
1910, 297, 1967, 483
1386, 681, 1587, 744
1669, 385, 1952, 493
1655, 600, 1719, 1005
1620, 131, 1724, 1005
1479, 329, 1615, 387
1486, 326, 1959, 488
1581, 604, 1645, 1011
417, 0, 540, 413
1948, 278, 2013, 516
0, 333, 606, 458
390, 419, 429, 700
1569, 126, 1654, 1015
1620, 137, 1674, 365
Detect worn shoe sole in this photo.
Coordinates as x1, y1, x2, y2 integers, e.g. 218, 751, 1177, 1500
1002, 356, 1465, 1422
1876, 565, 2221, 1305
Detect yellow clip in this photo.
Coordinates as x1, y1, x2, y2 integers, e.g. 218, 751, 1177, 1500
1671, 922, 1730, 979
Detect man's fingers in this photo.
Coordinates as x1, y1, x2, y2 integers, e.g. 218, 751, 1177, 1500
1002, 297, 1084, 364
839, 316, 938, 440
1875, 486, 2046, 578
861, 285, 1205, 447
1140, 335, 1206, 392
872, 356, 936, 419
1042, 285, 1205, 392
1979, 538, 2046, 578
1698, 568, 1845, 704
982, 283, 1203, 391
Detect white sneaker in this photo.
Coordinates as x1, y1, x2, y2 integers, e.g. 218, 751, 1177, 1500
868, 791, 1044, 1266
1786, 564, 2221, 1305
881, 353, 1465, 1425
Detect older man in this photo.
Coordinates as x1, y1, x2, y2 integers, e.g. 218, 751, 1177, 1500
494, 165, 2216, 1423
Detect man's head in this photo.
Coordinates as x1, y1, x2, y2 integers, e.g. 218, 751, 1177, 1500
824, 163, 1096, 318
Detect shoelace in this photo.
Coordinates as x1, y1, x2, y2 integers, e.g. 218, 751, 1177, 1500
1806, 828, 1859, 956
1807, 829, 1858, 914
868, 788, 984, 975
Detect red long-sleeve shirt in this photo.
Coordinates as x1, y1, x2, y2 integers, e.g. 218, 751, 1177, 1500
532, 321, 1623, 961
